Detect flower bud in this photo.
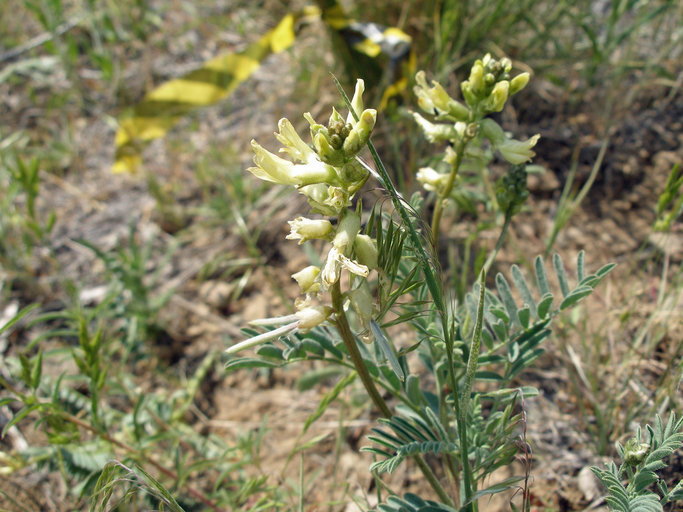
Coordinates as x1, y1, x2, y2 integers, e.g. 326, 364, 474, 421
333, 211, 361, 252
353, 234, 378, 270
343, 109, 376, 157
509, 72, 530, 95
295, 305, 333, 332
413, 113, 456, 143
467, 60, 485, 96
480, 118, 505, 146
303, 112, 328, 139
340, 159, 367, 183
416, 167, 449, 192
347, 79, 366, 124
287, 217, 334, 244
414, 71, 470, 120
483, 80, 509, 113
292, 265, 321, 294
414, 71, 437, 113
460, 81, 478, 108
321, 246, 341, 287
314, 132, 345, 166
328, 107, 344, 127
497, 134, 540, 164
623, 438, 649, 466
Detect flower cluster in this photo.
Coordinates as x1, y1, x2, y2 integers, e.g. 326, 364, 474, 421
228, 80, 380, 353
412, 54, 539, 192
248, 80, 376, 217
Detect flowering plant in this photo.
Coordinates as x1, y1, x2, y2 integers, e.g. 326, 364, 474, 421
226, 58, 614, 511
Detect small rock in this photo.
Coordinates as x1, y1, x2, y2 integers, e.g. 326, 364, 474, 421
577, 465, 601, 502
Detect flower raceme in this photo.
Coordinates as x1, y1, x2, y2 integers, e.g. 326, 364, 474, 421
228, 80, 381, 355
413, 54, 539, 168
247, 79, 376, 217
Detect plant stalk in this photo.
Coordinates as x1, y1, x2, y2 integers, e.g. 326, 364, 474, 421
330, 282, 454, 506
431, 137, 467, 250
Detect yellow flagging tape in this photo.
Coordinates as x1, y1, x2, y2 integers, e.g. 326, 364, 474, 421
113, 6, 412, 173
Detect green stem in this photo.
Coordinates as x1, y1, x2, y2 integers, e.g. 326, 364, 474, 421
331, 282, 393, 419
330, 282, 454, 507
431, 137, 467, 250
482, 211, 512, 275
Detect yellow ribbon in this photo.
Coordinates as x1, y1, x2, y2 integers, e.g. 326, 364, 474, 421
113, 6, 411, 173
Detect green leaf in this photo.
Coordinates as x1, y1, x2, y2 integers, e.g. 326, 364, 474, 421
517, 305, 531, 329
132, 465, 186, 512
596, 262, 617, 279
3, 403, 39, 437
0, 397, 17, 408
30, 350, 43, 390
537, 292, 554, 319
559, 285, 593, 310
224, 358, 279, 372
474, 370, 503, 381
300, 339, 325, 357
495, 273, 519, 327
511, 264, 537, 317
305, 330, 344, 360
508, 341, 520, 362
371, 320, 404, 382
255, 343, 284, 360
553, 253, 570, 297
535, 255, 550, 296
405, 374, 422, 405
0, 303, 38, 335
577, 250, 587, 282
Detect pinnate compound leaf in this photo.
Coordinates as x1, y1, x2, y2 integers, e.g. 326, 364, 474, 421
378, 493, 458, 512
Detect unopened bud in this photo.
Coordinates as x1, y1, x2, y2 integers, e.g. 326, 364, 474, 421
497, 134, 540, 164
468, 60, 485, 96
347, 79, 366, 124
623, 439, 649, 466
480, 118, 505, 146
314, 132, 344, 166
510, 72, 530, 95
343, 109, 376, 157
416, 167, 448, 192
296, 305, 333, 332
287, 217, 334, 244
413, 113, 456, 143
333, 212, 361, 252
292, 265, 321, 294
483, 80, 509, 113
461, 82, 478, 108
353, 234, 378, 270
